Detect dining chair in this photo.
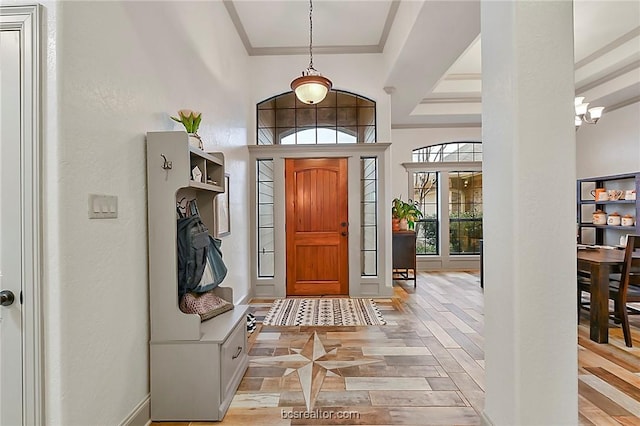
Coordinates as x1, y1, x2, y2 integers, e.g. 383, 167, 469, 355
578, 234, 640, 347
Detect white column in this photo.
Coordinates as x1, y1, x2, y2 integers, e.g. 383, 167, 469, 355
481, 1, 577, 425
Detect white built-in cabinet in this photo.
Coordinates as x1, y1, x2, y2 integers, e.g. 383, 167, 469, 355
146, 131, 248, 421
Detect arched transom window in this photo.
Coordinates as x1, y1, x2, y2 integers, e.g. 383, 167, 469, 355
256, 90, 376, 145
412, 141, 482, 162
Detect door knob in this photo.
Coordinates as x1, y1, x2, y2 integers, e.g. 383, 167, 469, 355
341, 222, 348, 227
341, 231, 348, 236
0, 290, 15, 306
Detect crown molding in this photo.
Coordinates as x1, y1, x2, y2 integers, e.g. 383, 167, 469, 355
419, 97, 481, 104
576, 59, 640, 93
249, 45, 381, 56
575, 26, 640, 70
223, 0, 253, 55
377, 0, 400, 52
224, 0, 399, 56
445, 73, 482, 81
605, 96, 640, 113
392, 122, 481, 129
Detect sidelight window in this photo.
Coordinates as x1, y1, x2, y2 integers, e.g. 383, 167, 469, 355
412, 172, 439, 255
361, 157, 378, 276
257, 159, 275, 277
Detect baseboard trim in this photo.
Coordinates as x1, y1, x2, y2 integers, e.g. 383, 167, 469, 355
480, 411, 494, 426
237, 292, 250, 305
119, 394, 150, 426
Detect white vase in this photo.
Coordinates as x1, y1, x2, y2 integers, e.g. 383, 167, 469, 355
188, 133, 203, 150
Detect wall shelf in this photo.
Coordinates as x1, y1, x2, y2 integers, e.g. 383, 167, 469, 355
580, 200, 636, 205
577, 172, 639, 246
579, 224, 636, 230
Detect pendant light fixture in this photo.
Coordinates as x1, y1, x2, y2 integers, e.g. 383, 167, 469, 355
574, 96, 604, 130
290, 0, 332, 104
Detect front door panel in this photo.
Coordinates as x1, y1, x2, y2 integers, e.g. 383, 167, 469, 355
285, 158, 348, 296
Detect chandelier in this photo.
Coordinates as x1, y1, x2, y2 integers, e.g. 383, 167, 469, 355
575, 97, 604, 129
290, 0, 332, 105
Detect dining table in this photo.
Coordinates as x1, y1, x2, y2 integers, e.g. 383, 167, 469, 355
577, 247, 628, 343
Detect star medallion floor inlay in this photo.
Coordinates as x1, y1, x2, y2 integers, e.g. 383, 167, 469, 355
251, 331, 382, 411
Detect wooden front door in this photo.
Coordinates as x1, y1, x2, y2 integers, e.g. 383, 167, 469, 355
285, 158, 349, 296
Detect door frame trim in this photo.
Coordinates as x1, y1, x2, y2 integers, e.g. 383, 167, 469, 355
249, 144, 393, 299
1, 5, 44, 424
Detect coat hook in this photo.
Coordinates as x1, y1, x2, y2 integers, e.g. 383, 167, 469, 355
160, 154, 172, 170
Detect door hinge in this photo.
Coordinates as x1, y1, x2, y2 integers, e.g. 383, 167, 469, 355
20, 290, 23, 304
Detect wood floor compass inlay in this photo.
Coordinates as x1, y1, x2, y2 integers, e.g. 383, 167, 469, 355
251, 331, 381, 411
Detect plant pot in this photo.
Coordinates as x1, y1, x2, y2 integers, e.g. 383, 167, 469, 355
399, 218, 408, 231
188, 133, 203, 150
392, 218, 400, 231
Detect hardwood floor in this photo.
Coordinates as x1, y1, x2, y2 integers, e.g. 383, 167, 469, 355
153, 272, 640, 425
578, 304, 640, 425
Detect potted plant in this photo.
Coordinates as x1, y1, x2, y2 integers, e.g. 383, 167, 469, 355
171, 109, 203, 149
392, 197, 423, 231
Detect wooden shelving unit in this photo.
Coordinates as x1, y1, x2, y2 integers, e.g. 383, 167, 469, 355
577, 172, 639, 246
146, 131, 248, 421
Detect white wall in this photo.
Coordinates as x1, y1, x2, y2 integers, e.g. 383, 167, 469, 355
390, 127, 482, 200
576, 102, 640, 179
42, 2, 251, 424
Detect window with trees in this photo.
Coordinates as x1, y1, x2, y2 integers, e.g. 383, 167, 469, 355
449, 171, 483, 255
408, 142, 482, 258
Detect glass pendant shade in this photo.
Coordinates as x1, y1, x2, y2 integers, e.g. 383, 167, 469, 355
575, 102, 589, 116
588, 106, 604, 120
291, 73, 332, 105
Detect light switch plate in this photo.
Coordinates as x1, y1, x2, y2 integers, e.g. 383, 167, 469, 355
88, 194, 118, 219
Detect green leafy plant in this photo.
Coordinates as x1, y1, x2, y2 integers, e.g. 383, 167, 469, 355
171, 109, 202, 134
392, 197, 423, 230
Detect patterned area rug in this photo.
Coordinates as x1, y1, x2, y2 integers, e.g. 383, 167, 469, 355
262, 298, 386, 326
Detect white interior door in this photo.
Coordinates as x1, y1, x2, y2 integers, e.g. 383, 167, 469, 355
0, 27, 24, 426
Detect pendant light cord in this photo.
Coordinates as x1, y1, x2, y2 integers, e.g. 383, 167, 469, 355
308, 0, 314, 70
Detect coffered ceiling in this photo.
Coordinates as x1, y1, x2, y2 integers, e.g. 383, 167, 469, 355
224, 0, 640, 128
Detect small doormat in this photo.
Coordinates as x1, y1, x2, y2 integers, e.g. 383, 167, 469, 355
262, 298, 386, 326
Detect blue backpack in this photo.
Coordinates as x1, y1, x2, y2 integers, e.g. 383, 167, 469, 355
176, 197, 228, 298
176, 215, 209, 298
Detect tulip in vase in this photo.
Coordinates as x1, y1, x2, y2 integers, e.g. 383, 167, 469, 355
171, 109, 203, 150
